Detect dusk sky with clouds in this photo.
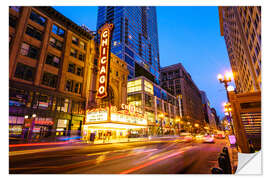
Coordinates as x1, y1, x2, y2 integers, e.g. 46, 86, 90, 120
54, 6, 233, 118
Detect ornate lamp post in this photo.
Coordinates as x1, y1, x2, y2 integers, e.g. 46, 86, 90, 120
217, 71, 233, 101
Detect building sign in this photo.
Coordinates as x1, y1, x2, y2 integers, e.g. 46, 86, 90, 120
121, 104, 143, 114
86, 110, 108, 123
96, 23, 114, 99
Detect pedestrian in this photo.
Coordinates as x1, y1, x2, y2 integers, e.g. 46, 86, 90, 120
249, 140, 255, 153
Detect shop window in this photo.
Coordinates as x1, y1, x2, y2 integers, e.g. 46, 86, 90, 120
70, 48, 77, 58
37, 94, 51, 110
9, 87, 29, 107
9, 15, 17, 28
79, 41, 86, 50
72, 36, 79, 45
56, 98, 70, 112
78, 52, 85, 61
68, 63, 75, 73
52, 24, 65, 37
25, 25, 43, 41
29, 11, 46, 26
20, 42, 39, 59
45, 53, 60, 68
49, 37, 63, 51
14, 63, 35, 82
41, 72, 58, 88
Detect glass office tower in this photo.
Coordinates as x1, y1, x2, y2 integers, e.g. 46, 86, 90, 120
97, 6, 160, 84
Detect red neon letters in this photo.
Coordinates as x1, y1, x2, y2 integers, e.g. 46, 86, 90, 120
96, 23, 114, 99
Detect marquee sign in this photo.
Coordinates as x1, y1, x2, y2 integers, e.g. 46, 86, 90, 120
96, 23, 114, 99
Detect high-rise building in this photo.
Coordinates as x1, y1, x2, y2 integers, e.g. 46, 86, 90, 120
9, 6, 96, 139
160, 63, 205, 128
97, 6, 160, 84
219, 7, 261, 93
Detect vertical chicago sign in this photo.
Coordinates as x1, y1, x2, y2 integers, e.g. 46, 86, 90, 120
96, 23, 114, 99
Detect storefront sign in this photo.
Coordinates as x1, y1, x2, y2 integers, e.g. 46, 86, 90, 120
121, 104, 143, 114
86, 110, 108, 123
96, 23, 114, 99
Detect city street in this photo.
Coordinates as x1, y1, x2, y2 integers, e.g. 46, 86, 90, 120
9, 137, 234, 174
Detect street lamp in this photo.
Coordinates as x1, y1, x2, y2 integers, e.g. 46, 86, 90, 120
217, 71, 233, 101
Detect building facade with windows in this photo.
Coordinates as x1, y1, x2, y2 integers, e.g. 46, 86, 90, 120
219, 6, 261, 93
97, 6, 160, 84
9, 6, 96, 139
127, 76, 181, 136
219, 6, 261, 152
160, 63, 205, 130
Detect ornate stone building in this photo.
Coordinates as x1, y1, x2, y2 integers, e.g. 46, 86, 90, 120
9, 6, 96, 139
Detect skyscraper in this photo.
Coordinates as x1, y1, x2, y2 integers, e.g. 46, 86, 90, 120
97, 6, 160, 84
219, 7, 261, 93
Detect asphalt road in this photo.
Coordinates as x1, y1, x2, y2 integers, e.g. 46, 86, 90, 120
9, 137, 230, 174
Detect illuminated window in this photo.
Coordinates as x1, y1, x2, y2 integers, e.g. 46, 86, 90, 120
144, 80, 153, 94
127, 94, 142, 106
127, 79, 142, 93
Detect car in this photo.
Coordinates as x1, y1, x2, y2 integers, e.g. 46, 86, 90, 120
202, 135, 215, 143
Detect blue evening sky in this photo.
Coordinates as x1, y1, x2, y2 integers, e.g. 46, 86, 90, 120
54, 6, 232, 118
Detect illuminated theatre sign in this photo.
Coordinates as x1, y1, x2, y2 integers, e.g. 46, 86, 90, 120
96, 23, 114, 99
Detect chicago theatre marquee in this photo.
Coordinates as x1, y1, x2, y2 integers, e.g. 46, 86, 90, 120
82, 24, 148, 141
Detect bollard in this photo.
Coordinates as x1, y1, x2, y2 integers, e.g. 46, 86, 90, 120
211, 167, 224, 174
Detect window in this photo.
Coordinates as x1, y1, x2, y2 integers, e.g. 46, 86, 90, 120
45, 53, 60, 68
78, 52, 85, 61
116, 71, 118, 77
29, 11, 46, 26
49, 37, 63, 50
65, 80, 73, 92
72, 36, 79, 45
70, 48, 77, 58
14, 63, 35, 81
79, 41, 86, 50
25, 25, 43, 41
144, 80, 153, 95
65, 80, 81, 94
52, 24, 65, 37
127, 93, 142, 106
76, 67, 83, 76
9, 15, 17, 28
68, 63, 75, 73
74, 83, 82, 94
20, 43, 39, 59
42, 72, 58, 88
145, 94, 153, 107
127, 79, 142, 93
